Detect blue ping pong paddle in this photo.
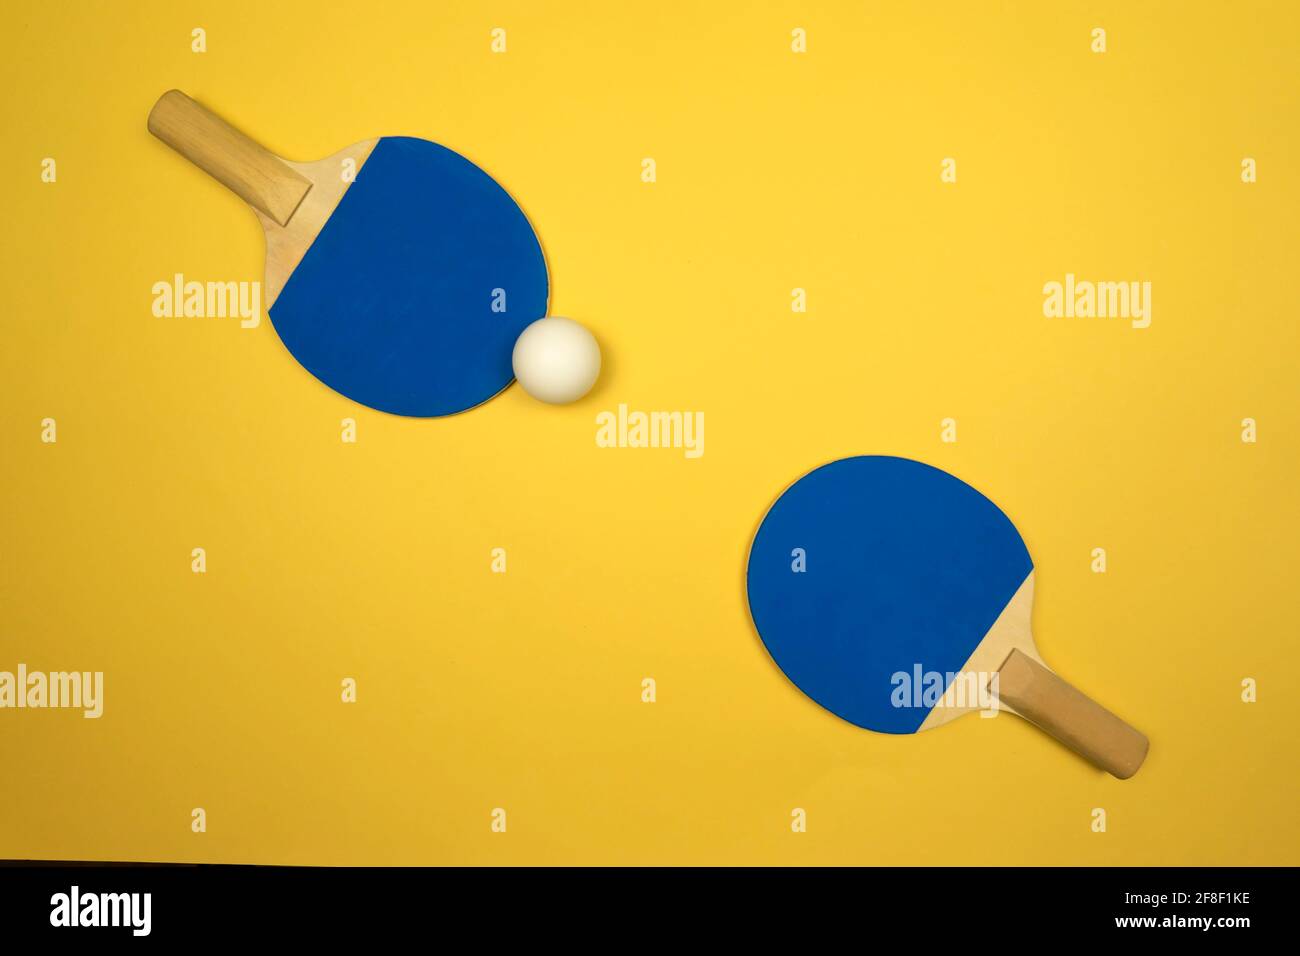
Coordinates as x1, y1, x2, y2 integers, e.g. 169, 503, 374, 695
148, 90, 548, 416
747, 456, 1148, 778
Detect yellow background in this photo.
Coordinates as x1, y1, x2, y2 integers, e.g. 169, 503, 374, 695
2, 1, 1297, 865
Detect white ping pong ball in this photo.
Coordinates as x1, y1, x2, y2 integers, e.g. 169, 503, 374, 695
511, 317, 601, 404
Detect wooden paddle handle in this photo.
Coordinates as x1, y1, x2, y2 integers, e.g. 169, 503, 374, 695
995, 649, 1148, 779
148, 90, 312, 227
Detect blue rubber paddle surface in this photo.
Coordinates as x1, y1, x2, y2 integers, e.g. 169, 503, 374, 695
270, 136, 548, 416
746, 456, 1033, 734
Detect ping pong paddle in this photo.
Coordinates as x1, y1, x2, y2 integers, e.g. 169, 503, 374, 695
148, 90, 548, 416
746, 455, 1148, 778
